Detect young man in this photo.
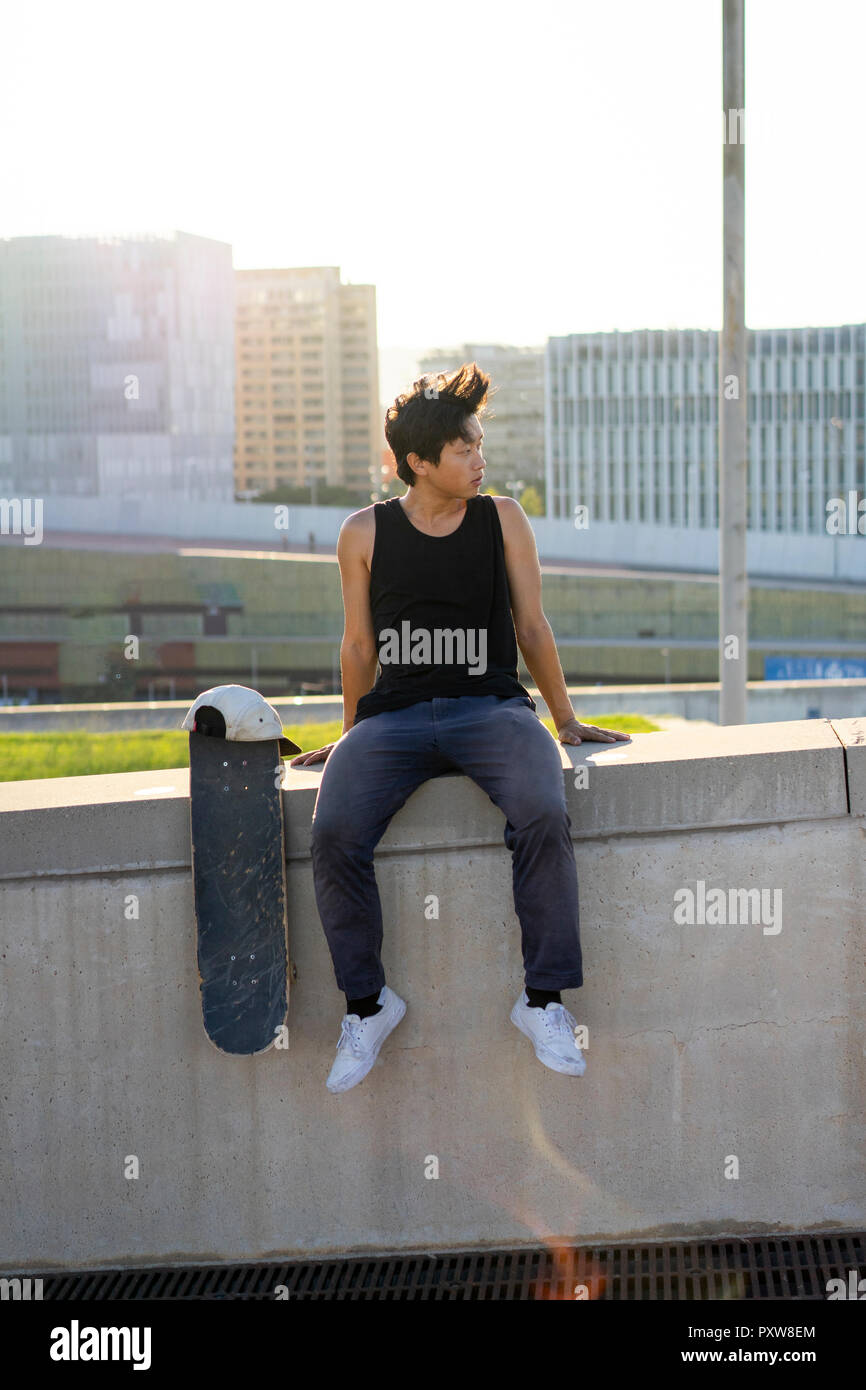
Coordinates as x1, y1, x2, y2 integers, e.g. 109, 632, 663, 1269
289, 363, 629, 1093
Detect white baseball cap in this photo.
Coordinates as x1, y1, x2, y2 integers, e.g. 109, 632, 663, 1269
182, 684, 301, 755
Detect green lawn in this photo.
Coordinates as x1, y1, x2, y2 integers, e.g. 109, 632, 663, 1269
0, 713, 659, 783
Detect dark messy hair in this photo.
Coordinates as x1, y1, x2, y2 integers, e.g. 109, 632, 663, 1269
385, 361, 494, 488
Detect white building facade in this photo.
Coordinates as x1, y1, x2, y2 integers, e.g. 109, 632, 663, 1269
546, 324, 866, 534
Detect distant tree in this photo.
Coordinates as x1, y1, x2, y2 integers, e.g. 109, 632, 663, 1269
518, 485, 544, 516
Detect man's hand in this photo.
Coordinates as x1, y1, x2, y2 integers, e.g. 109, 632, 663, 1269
556, 717, 631, 746
288, 743, 336, 767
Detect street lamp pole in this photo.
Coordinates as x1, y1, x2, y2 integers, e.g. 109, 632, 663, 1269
719, 0, 748, 725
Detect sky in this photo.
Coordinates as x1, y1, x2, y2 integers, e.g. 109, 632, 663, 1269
2, 0, 864, 403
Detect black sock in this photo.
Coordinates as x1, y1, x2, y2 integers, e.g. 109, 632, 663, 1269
346, 991, 382, 1019
526, 986, 562, 1010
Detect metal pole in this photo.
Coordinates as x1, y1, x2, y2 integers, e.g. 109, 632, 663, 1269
719, 0, 748, 725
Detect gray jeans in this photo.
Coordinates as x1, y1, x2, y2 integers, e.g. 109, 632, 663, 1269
309, 694, 583, 998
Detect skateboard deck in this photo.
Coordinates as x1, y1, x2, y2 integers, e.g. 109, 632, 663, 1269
189, 730, 290, 1055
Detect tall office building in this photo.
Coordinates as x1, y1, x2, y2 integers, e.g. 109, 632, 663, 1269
235, 267, 379, 497
418, 344, 545, 483
0, 231, 235, 501
546, 325, 865, 531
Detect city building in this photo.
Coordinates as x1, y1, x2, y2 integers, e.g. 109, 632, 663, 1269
546, 324, 866, 532
234, 267, 379, 498
418, 344, 545, 487
0, 231, 235, 501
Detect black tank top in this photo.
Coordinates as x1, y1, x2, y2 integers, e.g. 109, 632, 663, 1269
352, 493, 536, 724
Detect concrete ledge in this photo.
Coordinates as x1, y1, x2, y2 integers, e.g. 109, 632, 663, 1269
833, 717, 866, 815
0, 719, 852, 880
0, 716, 864, 1269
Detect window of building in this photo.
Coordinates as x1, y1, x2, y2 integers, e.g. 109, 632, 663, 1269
203, 607, 227, 636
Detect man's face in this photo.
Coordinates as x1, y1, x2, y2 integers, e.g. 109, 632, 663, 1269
420, 415, 486, 494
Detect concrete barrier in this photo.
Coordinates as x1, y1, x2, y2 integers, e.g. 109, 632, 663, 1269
1, 678, 864, 733
0, 716, 863, 1271
37, 493, 866, 582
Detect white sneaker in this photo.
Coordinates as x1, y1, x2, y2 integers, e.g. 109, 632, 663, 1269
326, 986, 406, 1093
510, 991, 586, 1076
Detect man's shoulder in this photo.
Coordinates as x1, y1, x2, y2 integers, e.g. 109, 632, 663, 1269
487, 494, 519, 515
338, 503, 378, 571
342, 501, 379, 527
487, 493, 524, 535
339, 503, 378, 541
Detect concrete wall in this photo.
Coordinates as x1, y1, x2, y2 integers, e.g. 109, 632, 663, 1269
533, 515, 866, 583
0, 717, 864, 1271
38, 493, 866, 582
2, 679, 864, 732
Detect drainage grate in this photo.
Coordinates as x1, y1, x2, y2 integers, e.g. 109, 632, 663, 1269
13, 1231, 865, 1300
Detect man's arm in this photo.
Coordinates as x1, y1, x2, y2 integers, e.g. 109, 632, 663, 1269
496, 497, 575, 728
336, 515, 379, 733
496, 497, 628, 745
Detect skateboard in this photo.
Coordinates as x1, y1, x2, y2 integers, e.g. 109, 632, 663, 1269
188, 729, 295, 1055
